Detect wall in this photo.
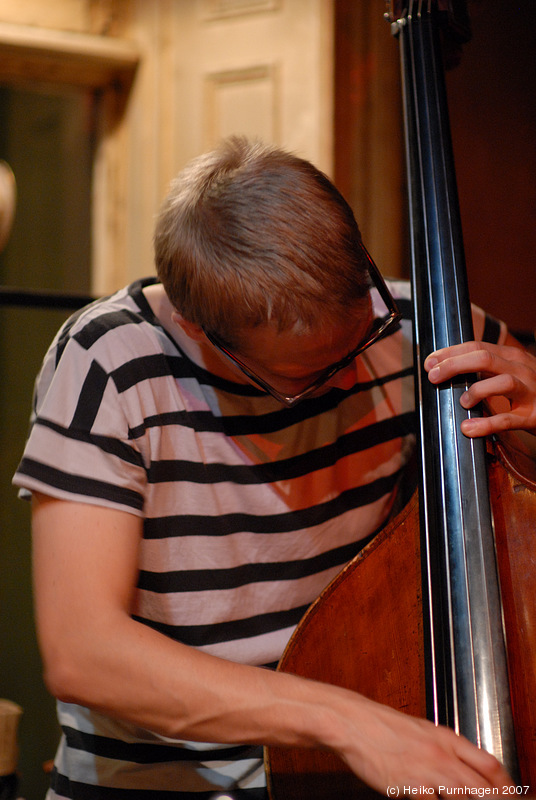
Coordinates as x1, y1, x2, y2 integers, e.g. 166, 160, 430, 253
0, 5, 131, 797
0, 87, 93, 799
334, 0, 404, 278
446, 0, 535, 333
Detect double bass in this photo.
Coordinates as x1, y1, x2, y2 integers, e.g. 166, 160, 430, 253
265, 2, 536, 796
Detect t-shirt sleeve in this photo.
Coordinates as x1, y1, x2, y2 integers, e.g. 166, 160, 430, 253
471, 304, 508, 345
13, 329, 147, 516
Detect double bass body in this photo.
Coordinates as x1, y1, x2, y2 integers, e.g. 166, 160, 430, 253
487, 434, 536, 784
266, 449, 536, 798
266, 491, 426, 800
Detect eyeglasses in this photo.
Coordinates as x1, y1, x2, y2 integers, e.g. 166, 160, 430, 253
203, 245, 401, 407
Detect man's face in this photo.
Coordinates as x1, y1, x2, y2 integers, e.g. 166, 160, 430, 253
206, 296, 373, 404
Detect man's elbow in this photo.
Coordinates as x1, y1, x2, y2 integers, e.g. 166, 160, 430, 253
40, 643, 93, 706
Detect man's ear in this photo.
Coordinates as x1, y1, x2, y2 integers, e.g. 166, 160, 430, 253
171, 311, 205, 342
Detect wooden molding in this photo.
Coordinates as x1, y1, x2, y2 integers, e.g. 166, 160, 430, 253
0, 21, 140, 88
204, 64, 279, 147
202, 0, 280, 20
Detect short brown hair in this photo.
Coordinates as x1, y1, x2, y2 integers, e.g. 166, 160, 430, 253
154, 136, 370, 346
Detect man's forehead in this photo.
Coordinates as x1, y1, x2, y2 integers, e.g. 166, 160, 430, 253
236, 299, 372, 365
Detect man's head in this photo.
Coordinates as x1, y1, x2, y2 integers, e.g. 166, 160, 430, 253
154, 136, 371, 350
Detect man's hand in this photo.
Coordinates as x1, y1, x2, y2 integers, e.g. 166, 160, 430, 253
321, 690, 514, 795
424, 339, 536, 438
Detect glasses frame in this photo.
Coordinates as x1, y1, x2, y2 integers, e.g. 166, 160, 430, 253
203, 245, 401, 407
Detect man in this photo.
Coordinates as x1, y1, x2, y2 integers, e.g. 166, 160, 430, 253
14, 137, 535, 798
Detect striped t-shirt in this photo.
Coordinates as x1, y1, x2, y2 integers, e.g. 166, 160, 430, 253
13, 278, 502, 799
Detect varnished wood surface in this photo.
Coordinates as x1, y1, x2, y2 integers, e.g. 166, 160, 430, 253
489, 437, 536, 786
266, 435, 536, 796
266, 492, 426, 800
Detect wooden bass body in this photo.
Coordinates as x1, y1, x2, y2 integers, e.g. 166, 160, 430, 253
266, 439, 536, 798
